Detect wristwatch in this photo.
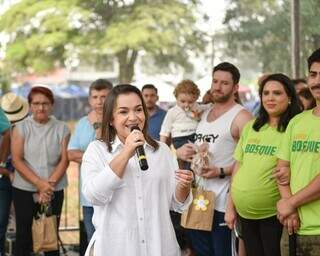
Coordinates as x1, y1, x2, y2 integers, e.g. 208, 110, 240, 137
219, 167, 226, 179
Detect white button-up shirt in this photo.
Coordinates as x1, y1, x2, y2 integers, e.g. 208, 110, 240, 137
82, 138, 192, 256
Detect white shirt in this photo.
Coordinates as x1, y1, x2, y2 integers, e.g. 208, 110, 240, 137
160, 105, 200, 138
82, 138, 192, 256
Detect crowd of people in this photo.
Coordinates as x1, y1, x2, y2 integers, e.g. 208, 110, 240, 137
0, 47, 319, 256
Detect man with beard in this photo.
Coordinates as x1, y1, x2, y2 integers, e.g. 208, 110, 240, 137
142, 84, 166, 140
176, 62, 252, 256
276, 48, 320, 255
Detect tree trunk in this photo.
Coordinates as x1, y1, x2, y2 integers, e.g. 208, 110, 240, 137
117, 49, 138, 83
291, 0, 300, 78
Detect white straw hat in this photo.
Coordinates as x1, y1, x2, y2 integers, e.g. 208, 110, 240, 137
0, 92, 29, 122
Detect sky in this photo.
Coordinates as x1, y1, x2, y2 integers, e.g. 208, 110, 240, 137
200, 0, 227, 33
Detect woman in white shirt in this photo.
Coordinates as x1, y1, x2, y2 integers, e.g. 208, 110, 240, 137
82, 84, 193, 256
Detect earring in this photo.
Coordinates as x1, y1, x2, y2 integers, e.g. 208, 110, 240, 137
288, 100, 291, 105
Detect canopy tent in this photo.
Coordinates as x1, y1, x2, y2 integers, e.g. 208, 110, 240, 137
9, 83, 90, 121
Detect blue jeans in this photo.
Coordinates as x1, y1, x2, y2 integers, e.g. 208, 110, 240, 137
172, 134, 195, 149
187, 210, 232, 256
172, 134, 195, 170
0, 177, 12, 254
82, 206, 95, 242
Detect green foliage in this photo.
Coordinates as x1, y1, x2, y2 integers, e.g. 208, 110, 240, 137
0, 73, 10, 93
0, 0, 207, 81
222, 0, 320, 77
98, 2, 205, 73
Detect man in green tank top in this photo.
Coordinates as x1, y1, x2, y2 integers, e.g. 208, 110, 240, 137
277, 48, 320, 256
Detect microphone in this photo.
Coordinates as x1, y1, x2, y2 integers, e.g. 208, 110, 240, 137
131, 126, 149, 171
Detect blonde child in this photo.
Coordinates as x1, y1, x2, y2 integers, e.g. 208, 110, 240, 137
160, 79, 210, 167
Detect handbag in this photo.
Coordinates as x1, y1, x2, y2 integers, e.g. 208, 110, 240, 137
32, 204, 58, 253
181, 177, 215, 231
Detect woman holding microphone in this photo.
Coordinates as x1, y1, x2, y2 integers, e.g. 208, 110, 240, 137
81, 84, 193, 256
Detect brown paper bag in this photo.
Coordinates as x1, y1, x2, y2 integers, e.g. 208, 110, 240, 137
181, 187, 215, 231
32, 213, 58, 253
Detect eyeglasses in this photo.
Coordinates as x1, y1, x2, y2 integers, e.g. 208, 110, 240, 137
31, 102, 51, 108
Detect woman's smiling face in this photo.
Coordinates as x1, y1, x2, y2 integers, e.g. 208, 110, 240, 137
262, 80, 290, 117
111, 92, 146, 142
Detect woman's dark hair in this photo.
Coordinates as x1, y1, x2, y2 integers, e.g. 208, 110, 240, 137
307, 48, 320, 71
100, 84, 159, 152
253, 73, 301, 132
28, 86, 54, 104
298, 87, 316, 110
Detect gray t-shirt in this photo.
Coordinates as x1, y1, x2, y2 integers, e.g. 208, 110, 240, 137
12, 116, 70, 191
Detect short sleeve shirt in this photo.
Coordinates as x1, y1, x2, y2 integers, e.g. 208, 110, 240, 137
232, 120, 282, 219
160, 105, 199, 138
147, 106, 166, 140
277, 110, 320, 235
68, 116, 96, 206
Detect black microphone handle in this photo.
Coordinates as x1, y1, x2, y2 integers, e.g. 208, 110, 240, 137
130, 126, 149, 171
136, 146, 149, 171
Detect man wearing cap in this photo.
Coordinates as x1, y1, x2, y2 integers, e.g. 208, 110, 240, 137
0, 92, 29, 255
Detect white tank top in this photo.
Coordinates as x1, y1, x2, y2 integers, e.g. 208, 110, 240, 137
195, 104, 244, 212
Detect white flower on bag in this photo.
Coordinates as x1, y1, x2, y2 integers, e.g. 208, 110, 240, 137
193, 195, 209, 211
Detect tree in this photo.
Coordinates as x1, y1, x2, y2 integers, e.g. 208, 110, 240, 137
222, 0, 320, 77
0, 0, 207, 83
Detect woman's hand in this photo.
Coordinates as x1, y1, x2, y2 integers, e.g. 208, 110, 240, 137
175, 169, 194, 188
273, 166, 290, 185
175, 143, 196, 162
225, 205, 237, 230
38, 191, 53, 204
123, 129, 145, 157
175, 169, 193, 203
36, 179, 54, 195
225, 193, 237, 230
